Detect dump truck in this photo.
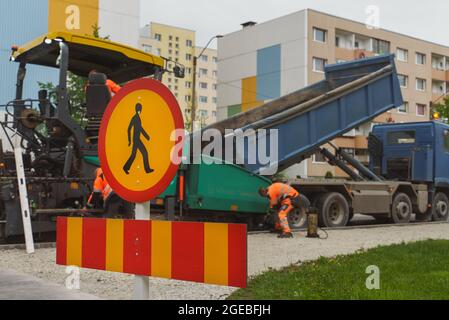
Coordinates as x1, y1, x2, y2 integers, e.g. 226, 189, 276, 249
155, 54, 449, 228
0, 32, 184, 240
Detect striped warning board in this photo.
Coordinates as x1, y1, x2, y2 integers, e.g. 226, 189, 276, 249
56, 217, 247, 288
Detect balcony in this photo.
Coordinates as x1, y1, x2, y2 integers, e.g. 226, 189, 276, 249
335, 48, 374, 61
432, 68, 447, 81
354, 135, 368, 149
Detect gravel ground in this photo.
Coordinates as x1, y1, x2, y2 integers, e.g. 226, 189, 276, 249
1, 222, 449, 300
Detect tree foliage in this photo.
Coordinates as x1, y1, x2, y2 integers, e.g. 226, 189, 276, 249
432, 97, 449, 123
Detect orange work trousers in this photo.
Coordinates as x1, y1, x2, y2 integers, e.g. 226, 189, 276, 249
275, 199, 293, 233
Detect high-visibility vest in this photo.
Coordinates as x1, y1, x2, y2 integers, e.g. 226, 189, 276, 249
267, 183, 299, 207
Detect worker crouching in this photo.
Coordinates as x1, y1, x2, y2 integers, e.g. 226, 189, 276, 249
259, 183, 301, 238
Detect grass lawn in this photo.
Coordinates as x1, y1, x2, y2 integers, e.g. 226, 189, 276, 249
229, 240, 449, 300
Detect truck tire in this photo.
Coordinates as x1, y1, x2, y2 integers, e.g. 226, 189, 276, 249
288, 195, 310, 229
431, 193, 449, 222
317, 193, 350, 228
391, 193, 412, 224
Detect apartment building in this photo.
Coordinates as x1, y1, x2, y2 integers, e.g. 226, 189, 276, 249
217, 9, 449, 179
139, 23, 218, 128
195, 47, 219, 127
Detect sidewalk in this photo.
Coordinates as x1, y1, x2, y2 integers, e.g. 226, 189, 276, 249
0, 269, 99, 300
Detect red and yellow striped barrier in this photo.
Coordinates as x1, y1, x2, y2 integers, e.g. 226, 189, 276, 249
56, 217, 247, 288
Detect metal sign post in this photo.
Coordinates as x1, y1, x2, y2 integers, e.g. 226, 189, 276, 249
14, 145, 35, 254
132, 201, 151, 300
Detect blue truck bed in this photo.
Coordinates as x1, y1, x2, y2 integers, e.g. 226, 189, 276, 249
203, 54, 403, 175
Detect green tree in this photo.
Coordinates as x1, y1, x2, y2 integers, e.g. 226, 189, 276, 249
432, 97, 449, 123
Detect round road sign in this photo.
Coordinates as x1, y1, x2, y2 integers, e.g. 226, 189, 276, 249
99, 78, 184, 203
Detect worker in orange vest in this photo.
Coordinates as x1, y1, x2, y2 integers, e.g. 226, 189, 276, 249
259, 183, 301, 238
86, 168, 123, 218
88, 70, 121, 95
87, 168, 108, 210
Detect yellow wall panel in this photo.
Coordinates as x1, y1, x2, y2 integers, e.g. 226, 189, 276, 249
242, 76, 263, 112
48, 0, 99, 36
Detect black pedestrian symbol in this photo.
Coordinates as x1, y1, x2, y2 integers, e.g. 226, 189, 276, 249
123, 103, 154, 175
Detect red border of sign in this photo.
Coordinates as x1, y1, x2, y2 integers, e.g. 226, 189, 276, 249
98, 78, 184, 203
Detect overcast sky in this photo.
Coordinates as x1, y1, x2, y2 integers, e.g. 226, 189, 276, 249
140, 0, 449, 48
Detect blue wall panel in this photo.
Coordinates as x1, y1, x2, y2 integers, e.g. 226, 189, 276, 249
0, 0, 58, 104
256, 44, 281, 101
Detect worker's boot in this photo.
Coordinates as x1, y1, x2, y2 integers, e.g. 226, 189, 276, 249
278, 232, 294, 239
270, 229, 283, 234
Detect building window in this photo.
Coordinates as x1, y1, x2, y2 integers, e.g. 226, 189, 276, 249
372, 38, 390, 54
186, 67, 192, 74
313, 27, 327, 43
154, 34, 162, 41
416, 78, 426, 92
398, 74, 408, 88
396, 48, 408, 62
185, 81, 192, 88
201, 55, 208, 62
185, 95, 192, 102
186, 54, 192, 61
213, 56, 218, 63
142, 44, 152, 53
199, 110, 208, 117
186, 40, 193, 47
199, 68, 208, 76
212, 111, 217, 118
397, 102, 409, 114
213, 84, 217, 90
341, 148, 355, 158
313, 57, 327, 73
199, 96, 208, 103
156, 48, 161, 56
169, 35, 173, 41
416, 52, 426, 65
313, 151, 326, 164
212, 97, 218, 104
212, 70, 218, 77
199, 82, 208, 89
416, 103, 427, 116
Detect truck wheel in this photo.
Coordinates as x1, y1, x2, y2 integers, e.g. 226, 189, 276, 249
431, 193, 449, 222
288, 195, 310, 229
391, 193, 412, 224
317, 193, 350, 228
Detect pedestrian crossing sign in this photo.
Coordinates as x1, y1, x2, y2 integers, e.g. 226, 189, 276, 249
99, 78, 184, 203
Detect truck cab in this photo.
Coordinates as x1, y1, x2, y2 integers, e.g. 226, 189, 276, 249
370, 121, 449, 187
